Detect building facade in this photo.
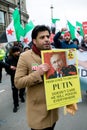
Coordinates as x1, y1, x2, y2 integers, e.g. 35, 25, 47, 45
0, 0, 29, 34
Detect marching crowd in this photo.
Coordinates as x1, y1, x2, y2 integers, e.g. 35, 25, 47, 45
0, 25, 87, 130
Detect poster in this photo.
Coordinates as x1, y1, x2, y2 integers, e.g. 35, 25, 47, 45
41, 49, 81, 110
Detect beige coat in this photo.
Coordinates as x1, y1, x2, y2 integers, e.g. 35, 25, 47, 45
14, 50, 58, 129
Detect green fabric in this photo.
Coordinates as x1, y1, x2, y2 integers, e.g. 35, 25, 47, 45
67, 20, 76, 39
24, 20, 34, 35
76, 21, 84, 36
52, 18, 60, 24
12, 8, 24, 41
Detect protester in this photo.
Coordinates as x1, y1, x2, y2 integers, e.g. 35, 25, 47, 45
5, 46, 25, 113
53, 28, 78, 49
13, 41, 23, 53
5, 41, 23, 64
14, 25, 78, 130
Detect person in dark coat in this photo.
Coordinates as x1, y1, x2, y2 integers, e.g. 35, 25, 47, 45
5, 46, 25, 113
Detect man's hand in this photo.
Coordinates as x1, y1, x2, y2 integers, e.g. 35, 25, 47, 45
37, 63, 50, 75
10, 66, 16, 70
61, 27, 68, 32
65, 104, 78, 115
79, 48, 84, 52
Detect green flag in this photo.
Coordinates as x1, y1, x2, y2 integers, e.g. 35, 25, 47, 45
52, 18, 60, 24
76, 21, 84, 36
12, 8, 20, 23
23, 20, 35, 44
12, 8, 24, 41
6, 8, 24, 42
67, 21, 77, 39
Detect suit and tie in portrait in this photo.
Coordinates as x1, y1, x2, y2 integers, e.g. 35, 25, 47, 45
48, 53, 77, 79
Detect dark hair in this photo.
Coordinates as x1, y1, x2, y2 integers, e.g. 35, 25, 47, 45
9, 46, 20, 56
31, 25, 51, 39
11, 46, 20, 53
73, 38, 79, 45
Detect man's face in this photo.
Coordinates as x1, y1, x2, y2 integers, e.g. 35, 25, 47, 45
64, 35, 71, 42
50, 54, 63, 71
64, 33, 71, 42
13, 51, 20, 57
33, 31, 51, 50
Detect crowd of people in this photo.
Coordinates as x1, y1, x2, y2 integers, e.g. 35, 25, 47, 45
0, 25, 87, 130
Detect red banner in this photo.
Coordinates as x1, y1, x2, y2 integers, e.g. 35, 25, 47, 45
82, 21, 87, 35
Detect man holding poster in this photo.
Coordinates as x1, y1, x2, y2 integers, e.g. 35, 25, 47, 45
14, 25, 78, 130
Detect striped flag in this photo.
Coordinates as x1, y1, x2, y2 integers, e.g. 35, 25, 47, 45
23, 20, 34, 45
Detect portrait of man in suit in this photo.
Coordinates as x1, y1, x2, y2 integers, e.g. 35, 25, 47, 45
48, 53, 77, 79
48, 53, 64, 79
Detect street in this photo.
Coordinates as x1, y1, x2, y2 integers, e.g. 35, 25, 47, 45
0, 70, 87, 130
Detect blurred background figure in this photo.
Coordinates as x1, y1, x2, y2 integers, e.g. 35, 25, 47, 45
23, 44, 30, 52
13, 41, 23, 53
79, 34, 87, 51
73, 38, 79, 45
5, 46, 25, 113
50, 27, 56, 48
73, 38, 79, 48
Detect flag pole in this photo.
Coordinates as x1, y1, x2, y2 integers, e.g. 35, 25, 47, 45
18, 0, 21, 23
50, 4, 56, 33
50, 4, 54, 20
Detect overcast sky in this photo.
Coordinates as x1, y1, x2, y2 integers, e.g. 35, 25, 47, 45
26, 0, 87, 30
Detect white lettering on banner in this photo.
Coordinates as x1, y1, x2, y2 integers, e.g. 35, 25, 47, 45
77, 50, 87, 90
78, 68, 87, 77
77, 50, 87, 77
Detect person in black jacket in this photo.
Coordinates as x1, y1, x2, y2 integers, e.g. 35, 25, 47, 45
0, 60, 15, 83
5, 46, 25, 113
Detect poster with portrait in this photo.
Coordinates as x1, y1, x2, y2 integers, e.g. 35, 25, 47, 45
41, 49, 81, 110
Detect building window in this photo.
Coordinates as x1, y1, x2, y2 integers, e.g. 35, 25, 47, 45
0, 11, 6, 33
0, 11, 5, 24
